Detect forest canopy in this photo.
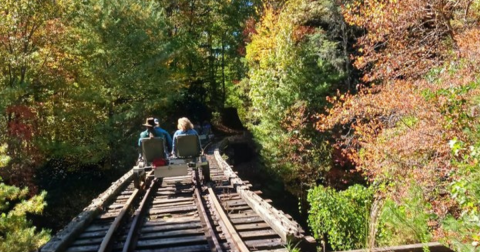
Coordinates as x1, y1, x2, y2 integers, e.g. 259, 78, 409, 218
1, 0, 479, 251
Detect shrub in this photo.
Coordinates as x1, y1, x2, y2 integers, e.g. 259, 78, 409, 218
307, 184, 372, 250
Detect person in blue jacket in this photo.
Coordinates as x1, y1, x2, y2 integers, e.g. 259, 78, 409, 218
138, 117, 158, 146
154, 118, 172, 152
138, 117, 172, 155
171, 117, 201, 156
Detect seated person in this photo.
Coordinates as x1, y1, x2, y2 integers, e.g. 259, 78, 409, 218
171, 117, 201, 157
138, 117, 167, 157
154, 118, 173, 152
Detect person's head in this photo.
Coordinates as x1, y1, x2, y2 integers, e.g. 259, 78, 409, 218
154, 118, 160, 127
143, 117, 155, 128
177, 117, 193, 131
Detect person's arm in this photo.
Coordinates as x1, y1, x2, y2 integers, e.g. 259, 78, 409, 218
159, 129, 173, 151
165, 132, 173, 151
138, 131, 147, 158
171, 131, 178, 155
138, 131, 147, 146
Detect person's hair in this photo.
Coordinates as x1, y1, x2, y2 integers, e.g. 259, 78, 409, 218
177, 117, 194, 131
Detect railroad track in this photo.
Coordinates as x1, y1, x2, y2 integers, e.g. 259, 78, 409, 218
41, 139, 312, 252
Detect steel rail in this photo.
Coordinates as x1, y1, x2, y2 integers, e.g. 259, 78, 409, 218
122, 176, 158, 252
207, 186, 250, 252
193, 166, 223, 252
98, 187, 140, 252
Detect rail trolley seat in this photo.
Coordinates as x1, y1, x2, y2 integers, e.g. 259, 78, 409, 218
134, 135, 209, 186
166, 134, 209, 179
141, 137, 167, 166
138, 137, 188, 178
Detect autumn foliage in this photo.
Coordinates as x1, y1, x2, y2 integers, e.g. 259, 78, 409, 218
315, 0, 480, 248
344, 0, 479, 82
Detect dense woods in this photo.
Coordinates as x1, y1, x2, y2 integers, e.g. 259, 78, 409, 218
1, 0, 479, 251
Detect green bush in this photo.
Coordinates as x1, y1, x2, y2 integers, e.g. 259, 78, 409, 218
307, 184, 373, 250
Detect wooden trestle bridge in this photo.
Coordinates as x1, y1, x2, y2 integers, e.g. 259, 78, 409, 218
40, 137, 316, 252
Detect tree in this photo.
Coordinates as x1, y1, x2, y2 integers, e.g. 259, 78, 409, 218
0, 178, 50, 252
343, 0, 478, 82
156, 0, 259, 116
316, 0, 480, 248
40, 0, 178, 166
239, 0, 345, 193
0, 0, 74, 189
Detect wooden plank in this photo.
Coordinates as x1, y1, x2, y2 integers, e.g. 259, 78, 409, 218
239, 229, 280, 239
143, 217, 200, 226
77, 230, 107, 239
222, 199, 247, 206
148, 205, 197, 215
157, 186, 193, 192
222, 205, 252, 212
134, 244, 211, 252
234, 222, 271, 231
71, 237, 103, 246
224, 199, 272, 207
150, 211, 197, 219
151, 200, 194, 208
215, 185, 234, 189
152, 197, 193, 204
156, 191, 195, 196
107, 204, 124, 209
217, 195, 242, 200
244, 238, 284, 250
115, 195, 132, 200
227, 212, 260, 219
83, 224, 110, 232
65, 245, 99, 252
139, 228, 205, 239
136, 235, 208, 248
227, 209, 258, 215
96, 211, 120, 220
141, 222, 202, 233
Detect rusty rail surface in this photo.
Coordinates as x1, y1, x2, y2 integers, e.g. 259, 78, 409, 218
40, 138, 313, 252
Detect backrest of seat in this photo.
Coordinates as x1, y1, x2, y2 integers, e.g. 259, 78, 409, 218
142, 137, 166, 163
175, 135, 201, 158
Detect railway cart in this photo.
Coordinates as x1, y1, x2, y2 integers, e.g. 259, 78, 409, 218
133, 136, 210, 188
